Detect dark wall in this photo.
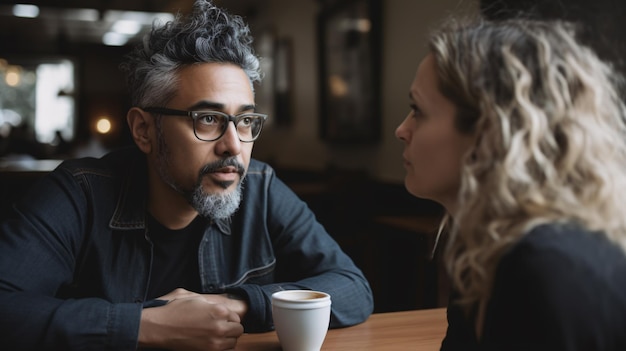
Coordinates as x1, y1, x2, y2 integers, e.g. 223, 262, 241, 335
480, 0, 626, 80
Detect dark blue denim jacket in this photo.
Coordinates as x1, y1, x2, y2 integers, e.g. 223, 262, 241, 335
0, 146, 373, 350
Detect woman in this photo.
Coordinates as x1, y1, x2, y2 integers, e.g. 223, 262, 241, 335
395, 17, 626, 350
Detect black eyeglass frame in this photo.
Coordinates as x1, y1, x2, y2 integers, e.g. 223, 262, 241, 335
143, 106, 268, 142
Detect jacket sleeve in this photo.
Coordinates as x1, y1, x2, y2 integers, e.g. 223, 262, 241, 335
0, 166, 142, 351
231, 170, 374, 332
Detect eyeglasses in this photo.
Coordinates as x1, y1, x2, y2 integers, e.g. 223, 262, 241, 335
143, 107, 267, 142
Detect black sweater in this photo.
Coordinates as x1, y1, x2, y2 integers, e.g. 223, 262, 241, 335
441, 223, 626, 351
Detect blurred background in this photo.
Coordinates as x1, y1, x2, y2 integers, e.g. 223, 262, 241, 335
0, 0, 624, 313
0, 0, 480, 180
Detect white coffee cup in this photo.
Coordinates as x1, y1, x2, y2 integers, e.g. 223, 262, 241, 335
271, 290, 332, 351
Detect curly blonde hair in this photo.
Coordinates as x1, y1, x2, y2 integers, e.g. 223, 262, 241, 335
430, 17, 626, 310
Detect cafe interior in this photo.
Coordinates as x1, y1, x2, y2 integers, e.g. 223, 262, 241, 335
0, 0, 623, 315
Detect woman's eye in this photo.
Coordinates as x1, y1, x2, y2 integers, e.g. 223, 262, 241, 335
410, 104, 423, 118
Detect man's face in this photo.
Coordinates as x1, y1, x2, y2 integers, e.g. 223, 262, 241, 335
152, 62, 256, 219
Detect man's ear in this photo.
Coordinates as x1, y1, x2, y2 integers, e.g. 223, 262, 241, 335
127, 107, 154, 154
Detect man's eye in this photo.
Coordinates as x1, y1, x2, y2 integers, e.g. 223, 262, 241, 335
198, 114, 219, 125
240, 117, 253, 126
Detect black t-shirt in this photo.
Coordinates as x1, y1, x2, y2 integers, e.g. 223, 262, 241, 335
145, 213, 206, 299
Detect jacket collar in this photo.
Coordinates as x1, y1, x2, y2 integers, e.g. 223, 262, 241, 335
214, 217, 232, 235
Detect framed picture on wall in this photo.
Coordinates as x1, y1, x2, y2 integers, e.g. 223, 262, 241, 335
255, 30, 294, 128
317, 0, 382, 144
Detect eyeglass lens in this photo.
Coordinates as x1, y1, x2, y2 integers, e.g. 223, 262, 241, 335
194, 112, 264, 141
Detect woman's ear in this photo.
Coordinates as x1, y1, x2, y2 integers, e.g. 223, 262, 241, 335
126, 107, 153, 154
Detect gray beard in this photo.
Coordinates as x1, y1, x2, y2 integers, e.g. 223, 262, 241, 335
155, 123, 243, 220
189, 181, 242, 220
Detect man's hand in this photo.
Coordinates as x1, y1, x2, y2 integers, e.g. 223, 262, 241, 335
159, 288, 249, 319
138, 294, 244, 351
203, 292, 249, 319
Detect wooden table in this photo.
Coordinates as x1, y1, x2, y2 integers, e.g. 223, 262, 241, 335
236, 308, 447, 351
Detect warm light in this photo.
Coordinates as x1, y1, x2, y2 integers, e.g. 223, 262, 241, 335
5, 66, 21, 86
355, 19, 371, 32
339, 18, 371, 33
96, 117, 112, 134
329, 74, 348, 97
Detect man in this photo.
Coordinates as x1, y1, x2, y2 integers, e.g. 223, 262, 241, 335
0, 1, 373, 350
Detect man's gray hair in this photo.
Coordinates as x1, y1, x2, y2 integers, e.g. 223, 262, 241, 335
120, 0, 262, 108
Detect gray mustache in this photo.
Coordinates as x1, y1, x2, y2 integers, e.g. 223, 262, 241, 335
199, 158, 245, 177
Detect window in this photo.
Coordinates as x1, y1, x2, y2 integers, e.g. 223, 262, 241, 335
0, 57, 76, 153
